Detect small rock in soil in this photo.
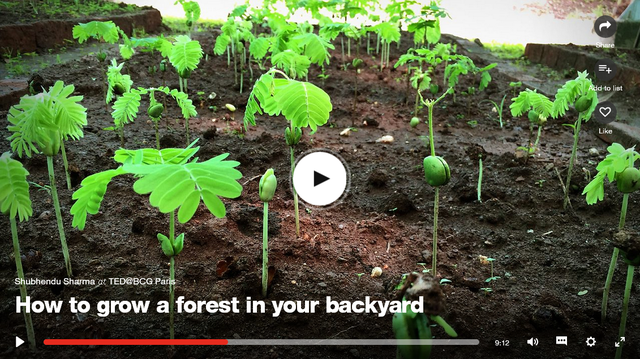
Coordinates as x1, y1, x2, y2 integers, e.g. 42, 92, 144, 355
531, 305, 567, 329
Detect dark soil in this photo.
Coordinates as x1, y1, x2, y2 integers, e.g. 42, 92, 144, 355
1, 17, 639, 359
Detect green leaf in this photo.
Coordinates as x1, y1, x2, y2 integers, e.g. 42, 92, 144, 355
71, 167, 126, 229
578, 290, 588, 296
112, 90, 141, 129
249, 37, 270, 60
72, 21, 119, 44
0, 152, 32, 222
430, 315, 458, 338
293, 32, 334, 66
127, 155, 243, 223
114, 143, 199, 165
214, 34, 230, 56
158, 233, 174, 257
173, 233, 184, 255
275, 80, 332, 132
169, 35, 203, 73
272, 50, 311, 80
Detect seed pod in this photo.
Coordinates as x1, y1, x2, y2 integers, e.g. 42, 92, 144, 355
528, 110, 540, 123
159, 60, 167, 72
616, 167, 640, 193
410, 117, 420, 128
113, 83, 126, 96
41, 129, 61, 157
285, 127, 302, 147
430, 84, 439, 95
575, 95, 591, 113
179, 68, 192, 79
259, 168, 277, 202
423, 156, 451, 187
147, 103, 164, 118
97, 52, 107, 62
225, 104, 236, 112
186, 20, 193, 28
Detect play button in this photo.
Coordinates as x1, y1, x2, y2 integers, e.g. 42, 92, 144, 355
293, 150, 349, 207
16, 336, 24, 348
314, 171, 330, 187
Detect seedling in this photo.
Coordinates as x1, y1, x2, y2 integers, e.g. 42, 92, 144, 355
477, 154, 483, 202
71, 143, 243, 340
244, 68, 332, 236
0, 153, 35, 349
552, 71, 598, 209
169, 35, 202, 142
510, 89, 553, 159
480, 287, 493, 296
111, 86, 196, 148
106, 59, 132, 106
174, 0, 201, 34
582, 143, 639, 358
509, 81, 522, 97
393, 273, 457, 358
479, 94, 507, 128
479, 255, 500, 285
7, 81, 87, 277
259, 169, 277, 296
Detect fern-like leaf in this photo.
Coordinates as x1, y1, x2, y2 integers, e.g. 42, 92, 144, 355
272, 50, 311, 79
112, 90, 141, 129
275, 80, 332, 132
128, 154, 243, 223
0, 152, 32, 222
293, 32, 334, 66
249, 37, 271, 60
214, 34, 230, 56
169, 35, 203, 73
72, 21, 119, 44
70, 168, 126, 229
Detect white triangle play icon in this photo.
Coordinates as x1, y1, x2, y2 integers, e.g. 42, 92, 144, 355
16, 336, 24, 348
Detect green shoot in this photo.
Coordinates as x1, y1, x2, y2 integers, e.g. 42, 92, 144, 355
244, 68, 332, 236
480, 94, 507, 128
7, 81, 87, 277
551, 71, 598, 209
582, 143, 639, 330
259, 169, 277, 296
174, 0, 201, 33
0, 152, 36, 350
169, 34, 203, 95
106, 59, 132, 105
478, 155, 483, 203
111, 86, 196, 148
510, 89, 553, 158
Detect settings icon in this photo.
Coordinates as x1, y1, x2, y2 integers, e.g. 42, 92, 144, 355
586, 337, 596, 347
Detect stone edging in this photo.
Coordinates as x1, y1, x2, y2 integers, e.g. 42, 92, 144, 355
524, 43, 640, 88
0, 8, 162, 54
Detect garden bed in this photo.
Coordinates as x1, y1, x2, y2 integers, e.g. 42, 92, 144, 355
1, 20, 639, 359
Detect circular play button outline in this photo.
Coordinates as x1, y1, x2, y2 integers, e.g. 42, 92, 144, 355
291, 149, 350, 208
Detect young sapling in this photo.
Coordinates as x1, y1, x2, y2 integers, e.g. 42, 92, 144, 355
259, 168, 277, 296
71, 143, 243, 340
169, 35, 203, 142
244, 68, 332, 236
552, 71, 598, 209
0, 152, 36, 349
582, 143, 639, 344
7, 81, 87, 277
510, 89, 553, 160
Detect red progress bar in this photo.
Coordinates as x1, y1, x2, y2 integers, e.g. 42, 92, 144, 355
44, 339, 228, 346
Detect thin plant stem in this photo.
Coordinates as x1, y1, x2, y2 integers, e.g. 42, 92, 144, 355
169, 211, 175, 342
290, 146, 300, 237
602, 193, 628, 323
60, 139, 72, 190
564, 116, 583, 209
262, 201, 269, 297
478, 156, 483, 203
11, 217, 36, 350
427, 102, 435, 156
154, 120, 160, 150
432, 187, 439, 277
47, 156, 72, 277
615, 265, 634, 359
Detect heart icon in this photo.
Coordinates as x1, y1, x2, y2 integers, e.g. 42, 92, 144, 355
599, 107, 612, 117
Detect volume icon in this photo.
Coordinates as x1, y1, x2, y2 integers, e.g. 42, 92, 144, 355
527, 337, 539, 346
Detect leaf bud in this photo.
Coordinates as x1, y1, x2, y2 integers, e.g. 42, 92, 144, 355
259, 168, 277, 202
285, 127, 302, 146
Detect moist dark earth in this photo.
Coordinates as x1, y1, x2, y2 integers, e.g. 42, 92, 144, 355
1, 9, 640, 359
